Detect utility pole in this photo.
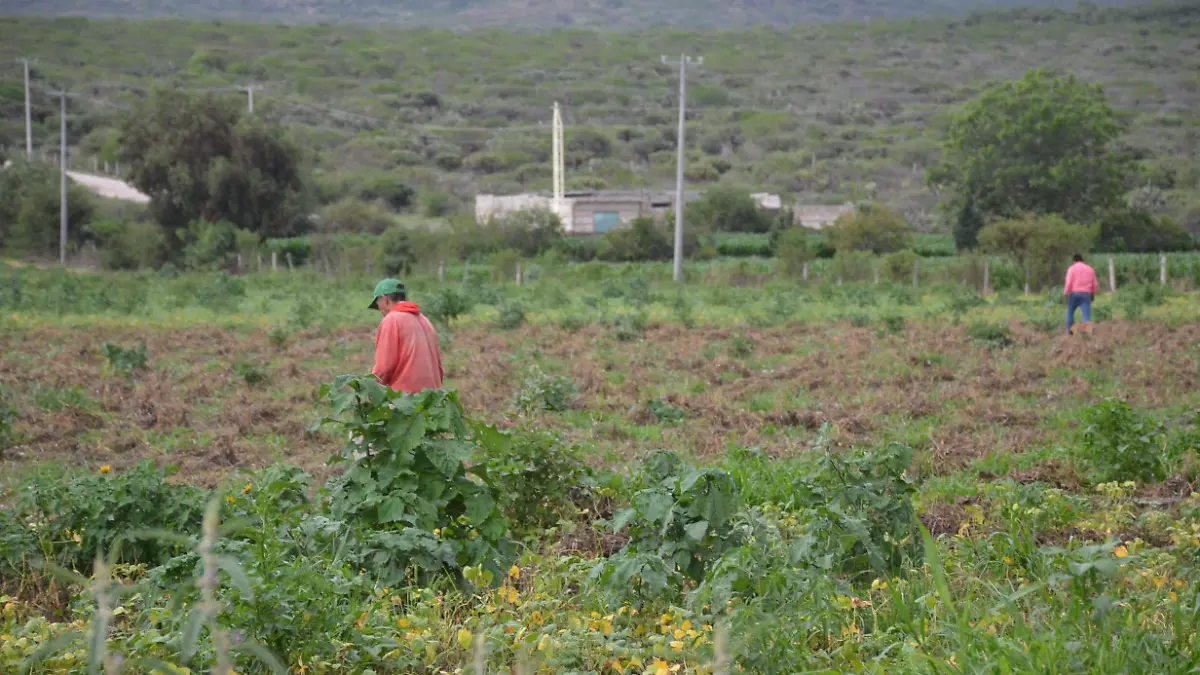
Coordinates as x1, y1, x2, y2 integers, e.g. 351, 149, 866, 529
662, 54, 702, 282
552, 102, 565, 228
241, 85, 257, 114
48, 89, 74, 265
18, 58, 33, 159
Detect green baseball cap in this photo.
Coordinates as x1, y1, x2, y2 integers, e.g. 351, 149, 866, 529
368, 278, 405, 309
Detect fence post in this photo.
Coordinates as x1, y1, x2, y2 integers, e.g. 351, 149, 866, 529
982, 260, 991, 296
516, 263, 522, 286
438, 259, 445, 283
286, 252, 294, 271
1161, 254, 1168, 286
1108, 256, 1116, 293
802, 263, 809, 282
271, 251, 278, 271
873, 262, 879, 285
912, 259, 919, 289
236, 254, 242, 273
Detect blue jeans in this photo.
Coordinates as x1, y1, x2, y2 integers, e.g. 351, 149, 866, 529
1066, 292, 1092, 333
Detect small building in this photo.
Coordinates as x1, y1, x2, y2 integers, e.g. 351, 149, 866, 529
475, 189, 788, 235
793, 203, 856, 230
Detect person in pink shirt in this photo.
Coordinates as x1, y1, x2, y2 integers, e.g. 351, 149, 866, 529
1064, 253, 1099, 335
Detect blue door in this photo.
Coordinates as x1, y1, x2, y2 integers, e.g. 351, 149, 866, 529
593, 211, 621, 234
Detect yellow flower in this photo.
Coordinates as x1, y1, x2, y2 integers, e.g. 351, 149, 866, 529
242, 482, 253, 494
225, 495, 236, 504
1003, 556, 1014, 565
1114, 545, 1129, 558
99, 465, 111, 474
72, 532, 82, 544
398, 618, 410, 628
669, 640, 684, 652
509, 565, 521, 580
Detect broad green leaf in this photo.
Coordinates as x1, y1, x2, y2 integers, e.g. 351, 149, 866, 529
684, 520, 709, 541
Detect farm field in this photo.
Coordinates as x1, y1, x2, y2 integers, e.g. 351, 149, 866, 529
2, 260, 1200, 673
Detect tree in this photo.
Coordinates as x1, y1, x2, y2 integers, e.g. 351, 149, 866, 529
499, 207, 564, 257
120, 90, 309, 255
930, 69, 1132, 249
0, 160, 94, 256
1095, 209, 1193, 253
827, 204, 912, 254
686, 185, 769, 233
977, 214, 1097, 290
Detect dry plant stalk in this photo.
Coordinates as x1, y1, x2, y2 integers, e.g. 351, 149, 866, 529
198, 500, 232, 675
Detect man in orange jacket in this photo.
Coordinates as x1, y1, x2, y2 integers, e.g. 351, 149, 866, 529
368, 279, 444, 393
1064, 253, 1099, 335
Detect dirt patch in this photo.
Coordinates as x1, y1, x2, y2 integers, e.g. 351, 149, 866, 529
920, 502, 968, 537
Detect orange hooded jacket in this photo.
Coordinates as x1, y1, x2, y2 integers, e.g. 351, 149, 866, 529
371, 302, 444, 394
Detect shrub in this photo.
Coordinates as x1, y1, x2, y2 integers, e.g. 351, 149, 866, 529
424, 287, 472, 326
179, 220, 241, 270
474, 428, 594, 531
686, 185, 770, 233
513, 365, 577, 413
318, 198, 395, 235
827, 204, 912, 254
101, 341, 149, 377
4, 461, 207, 573
967, 320, 1014, 348
598, 217, 674, 262
775, 228, 817, 278
377, 224, 415, 275
316, 378, 512, 585
1078, 398, 1166, 483
0, 389, 16, 458
978, 214, 1097, 290
792, 442, 921, 575
498, 207, 564, 257
491, 249, 521, 283
596, 451, 743, 594
88, 219, 167, 270
882, 249, 919, 282
881, 313, 906, 334
495, 302, 526, 330
607, 312, 647, 341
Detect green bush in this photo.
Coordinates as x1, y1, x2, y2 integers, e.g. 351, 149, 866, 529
882, 249, 919, 282
775, 228, 817, 278
513, 365, 577, 413
424, 287, 472, 325
101, 341, 149, 377
179, 220, 241, 270
495, 302, 526, 330
967, 320, 1014, 348
474, 428, 594, 531
377, 224, 415, 275
1078, 398, 1166, 483
727, 335, 757, 358
88, 219, 167, 270
827, 204, 912, 254
686, 185, 769, 233
607, 312, 647, 341
317, 379, 512, 585
2, 461, 207, 574
647, 399, 686, 425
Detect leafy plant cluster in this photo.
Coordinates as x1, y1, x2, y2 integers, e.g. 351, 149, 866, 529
316, 378, 514, 585
513, 365, 578, 414
1078, 398, 1167, 484
100, 341, 149, 378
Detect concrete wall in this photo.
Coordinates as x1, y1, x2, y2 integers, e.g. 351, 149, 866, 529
570, 200, 647, 234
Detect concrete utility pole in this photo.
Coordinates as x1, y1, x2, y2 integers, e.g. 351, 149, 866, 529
18, 58, 33, 159
48, 89, 74, 265
662, 54, 703, 282
240, 85, 257, 114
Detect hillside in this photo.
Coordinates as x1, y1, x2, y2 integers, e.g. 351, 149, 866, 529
0, 2, 1197, 228
0, 0, 1137, 29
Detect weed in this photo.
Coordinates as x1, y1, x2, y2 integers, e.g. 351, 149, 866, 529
495, 302, 527, 330
555, 313, 589, 332
513, 366, 578, 413
234, 361, 270, 386
847, 313, 872, 328
1078, 398, 1166, 483
474, 428, 595, 532
727, 335, 757, 358
881, 313, 906, 335
647, 399, 686, 425
0, 389, 16, 457
34, 385, 94, 411
967, 320, 1014, 348
607, 312, 647, 342
266, 325, 290, 349
100, 341, 149, 377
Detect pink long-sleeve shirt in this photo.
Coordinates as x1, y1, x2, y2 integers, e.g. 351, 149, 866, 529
1064, 261, 1098, 296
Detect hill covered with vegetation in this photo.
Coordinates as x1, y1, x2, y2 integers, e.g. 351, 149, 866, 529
0, 0, 1139, 29
0, 2, 1196, 231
